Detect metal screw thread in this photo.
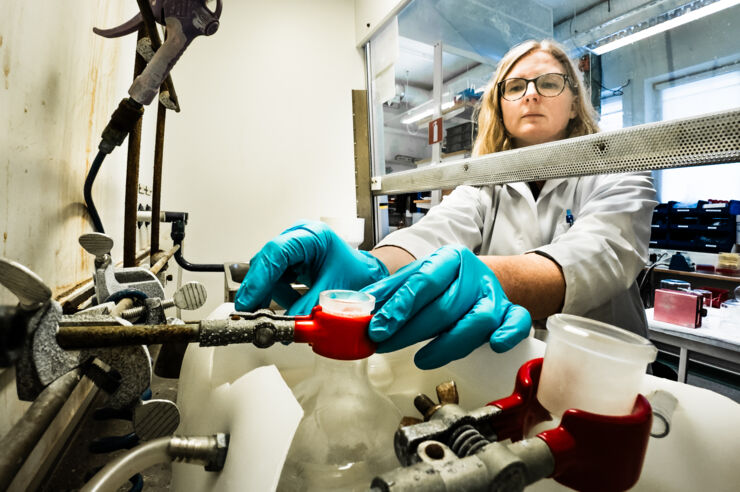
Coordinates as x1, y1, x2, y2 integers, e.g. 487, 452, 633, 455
122, 299, 174, 319
168, 434, 229, 471
449, 424, 490, 457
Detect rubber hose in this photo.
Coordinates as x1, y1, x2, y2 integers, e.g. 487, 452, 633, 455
80, 437, 170, 492
84, 150, 107, 233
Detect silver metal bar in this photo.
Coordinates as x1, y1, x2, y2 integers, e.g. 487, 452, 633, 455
372, 108, 740, 195
7, 365, 105, 491
365, 42, 383, 245
678, 347, 689, 384
0, 370, 82, 490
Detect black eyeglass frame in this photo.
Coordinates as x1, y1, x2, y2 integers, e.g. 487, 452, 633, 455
497, 73, 573, 101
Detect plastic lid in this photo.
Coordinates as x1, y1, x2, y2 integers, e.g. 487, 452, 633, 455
319, 290, 375, 317
547, 314, 657, 364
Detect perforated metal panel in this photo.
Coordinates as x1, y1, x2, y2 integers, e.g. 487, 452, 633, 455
373, 108, 740, 195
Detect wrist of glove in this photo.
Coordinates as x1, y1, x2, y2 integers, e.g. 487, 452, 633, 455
235, 220, 388, 315
361, 245, 532, 369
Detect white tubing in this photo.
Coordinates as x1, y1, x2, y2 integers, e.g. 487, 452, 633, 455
81, 437, 170, 492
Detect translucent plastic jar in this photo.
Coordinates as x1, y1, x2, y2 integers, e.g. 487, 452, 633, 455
537, 314, 657, 417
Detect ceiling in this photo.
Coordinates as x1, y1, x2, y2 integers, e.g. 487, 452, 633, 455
394, 0, 608, 90
538, 0, 606, 24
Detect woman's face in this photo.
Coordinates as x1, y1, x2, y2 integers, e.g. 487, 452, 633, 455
500, 51, 577, 148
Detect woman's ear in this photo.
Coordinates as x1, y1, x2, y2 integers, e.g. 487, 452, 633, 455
569, 97, 578, 119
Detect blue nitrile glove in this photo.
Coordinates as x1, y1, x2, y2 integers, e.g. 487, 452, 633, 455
362, 245, 532, 370
234, 220, 389, 315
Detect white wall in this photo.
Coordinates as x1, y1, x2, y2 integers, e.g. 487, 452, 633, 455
159, 0, 366, 321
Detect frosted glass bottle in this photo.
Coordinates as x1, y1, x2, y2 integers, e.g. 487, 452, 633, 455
277, 291, 402, 491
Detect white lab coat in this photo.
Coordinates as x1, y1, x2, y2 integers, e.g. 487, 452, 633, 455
376, 172, 658, 336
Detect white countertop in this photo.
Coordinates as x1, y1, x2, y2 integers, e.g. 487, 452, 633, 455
646, 307, 740, 348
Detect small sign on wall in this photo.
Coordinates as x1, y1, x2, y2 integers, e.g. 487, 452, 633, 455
428, 117, 443, 145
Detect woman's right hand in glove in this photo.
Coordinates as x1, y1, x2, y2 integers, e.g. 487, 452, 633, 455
234, 220, 389, 315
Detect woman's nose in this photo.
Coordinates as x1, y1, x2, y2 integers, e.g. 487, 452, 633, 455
524, 81, 539, 99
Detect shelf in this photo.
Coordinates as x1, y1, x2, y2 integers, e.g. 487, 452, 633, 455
651, 267, 740, 282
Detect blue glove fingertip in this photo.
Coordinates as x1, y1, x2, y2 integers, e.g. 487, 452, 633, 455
413, 350, 445, 370
489, 306, 532, 353
367, 317, 392, 342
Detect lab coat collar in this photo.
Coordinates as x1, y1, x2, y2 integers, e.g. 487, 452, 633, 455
505, 178, 568, 204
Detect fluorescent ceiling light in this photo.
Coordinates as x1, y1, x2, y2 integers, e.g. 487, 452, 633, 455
401, 101, 455, 125
590, 0, 740, 55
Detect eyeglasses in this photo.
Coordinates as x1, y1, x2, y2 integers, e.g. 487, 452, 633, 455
498, 73, 571, 101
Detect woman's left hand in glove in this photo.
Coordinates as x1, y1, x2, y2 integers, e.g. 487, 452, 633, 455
362, 245, 532, 369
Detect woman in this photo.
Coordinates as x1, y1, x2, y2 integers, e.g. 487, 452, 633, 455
236, 40, 657, 369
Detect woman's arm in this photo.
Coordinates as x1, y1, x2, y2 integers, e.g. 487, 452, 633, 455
371, 246, 564, 320
479, 253, 564, 320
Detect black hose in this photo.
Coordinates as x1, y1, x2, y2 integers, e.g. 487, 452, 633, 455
170, 219, 223, 272
173, 248, 223, 272
84, 150, 107, 233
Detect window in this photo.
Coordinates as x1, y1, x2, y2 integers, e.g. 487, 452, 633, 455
656, 69, 740, 203
599, 95, 623, 131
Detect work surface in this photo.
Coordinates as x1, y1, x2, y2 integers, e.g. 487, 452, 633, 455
646, 307, 740, 383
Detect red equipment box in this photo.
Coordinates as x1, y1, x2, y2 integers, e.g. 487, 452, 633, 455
654, 288, 706, 328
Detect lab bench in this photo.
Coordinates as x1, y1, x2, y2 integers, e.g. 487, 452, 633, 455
646, 307, 740, 384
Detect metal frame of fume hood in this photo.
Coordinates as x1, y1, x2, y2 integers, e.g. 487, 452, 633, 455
370, 108, 740, 196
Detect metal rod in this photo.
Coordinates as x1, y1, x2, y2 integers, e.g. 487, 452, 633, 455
151, 102, 166, 255
0, 369, 82, 489
57, 323, 200, 349
123, 27, 147, 267
8, 365, 106, 492
150, 244, 179, 275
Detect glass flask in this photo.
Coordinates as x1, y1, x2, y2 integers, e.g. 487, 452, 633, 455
277, 291, 402, 491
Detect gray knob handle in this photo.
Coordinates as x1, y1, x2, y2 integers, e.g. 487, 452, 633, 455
79, 233, 114, 258
0, 257, 52, 310
172, 281, 208, 310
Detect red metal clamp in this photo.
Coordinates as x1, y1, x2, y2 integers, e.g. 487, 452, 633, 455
293, 305, 376, 360
488, 358, 652, 492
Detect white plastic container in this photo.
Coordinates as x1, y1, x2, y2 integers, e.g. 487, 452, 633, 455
537, 314, 657, 417
318, 290, 375, 317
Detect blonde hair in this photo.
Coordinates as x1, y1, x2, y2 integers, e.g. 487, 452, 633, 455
472, 39, 599, 156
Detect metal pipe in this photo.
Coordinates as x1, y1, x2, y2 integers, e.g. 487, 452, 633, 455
150, 244, 180, 275
81, 434, 228, 492
123, 27, 146, 268
57, 323, 200, 348
0, 369, 82, 489
173, 246, 224, 272
151, 102, 166, 255
81, 437, 170, 492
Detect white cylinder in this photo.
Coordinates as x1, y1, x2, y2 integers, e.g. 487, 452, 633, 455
319, 290, 375, 317
537, 314, 657, 417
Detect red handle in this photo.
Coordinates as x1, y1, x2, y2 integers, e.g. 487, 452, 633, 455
487, 358, 653, 492
293, 306, 376, 360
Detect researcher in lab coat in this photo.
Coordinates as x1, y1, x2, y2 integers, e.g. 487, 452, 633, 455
236, 39, 657, 369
